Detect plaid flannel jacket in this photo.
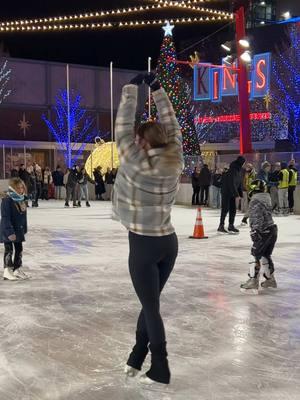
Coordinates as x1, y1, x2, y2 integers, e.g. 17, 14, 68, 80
112, 84, 184, 236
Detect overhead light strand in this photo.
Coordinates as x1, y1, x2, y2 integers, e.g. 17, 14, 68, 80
0, 2, 232, 28
0, 15, 232, 34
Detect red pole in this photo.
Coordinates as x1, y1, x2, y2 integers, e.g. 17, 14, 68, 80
235, 6, 252, 154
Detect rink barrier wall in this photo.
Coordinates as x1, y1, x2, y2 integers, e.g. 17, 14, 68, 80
175, 183, 300, 214
0, 179, 299, 214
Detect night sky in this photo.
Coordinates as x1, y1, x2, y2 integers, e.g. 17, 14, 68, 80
1, 1, 299, 70
0, 0, 232, 70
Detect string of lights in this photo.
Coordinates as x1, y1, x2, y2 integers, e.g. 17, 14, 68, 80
0, 1, 232, 28
0, 15, 232, 34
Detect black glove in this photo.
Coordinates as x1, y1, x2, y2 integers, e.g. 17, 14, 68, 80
130, 74, 145, 86
144, 72, 161, 91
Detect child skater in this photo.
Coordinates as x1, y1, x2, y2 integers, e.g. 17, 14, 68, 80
112, 72, 183, 386
240, 179, 278, 294
0, 177, 29, 281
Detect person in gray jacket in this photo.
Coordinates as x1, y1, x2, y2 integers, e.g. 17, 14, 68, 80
240, 179, 278, 294
113, 72, 183, 385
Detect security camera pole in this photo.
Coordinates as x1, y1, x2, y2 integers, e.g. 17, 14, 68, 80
234, 1, 253, 154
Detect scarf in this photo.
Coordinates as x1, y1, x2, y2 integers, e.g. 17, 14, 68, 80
7, 187, 25, 203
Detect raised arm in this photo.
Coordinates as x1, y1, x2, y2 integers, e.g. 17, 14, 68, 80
115, 84, 138, 162
143, 73, 182, 148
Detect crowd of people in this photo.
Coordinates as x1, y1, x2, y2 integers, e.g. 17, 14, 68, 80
0, 71, 299, 389
191, 158, 298, 223
10, 163, 118, 207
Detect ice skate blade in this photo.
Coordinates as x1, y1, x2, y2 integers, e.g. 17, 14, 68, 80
124, 365, 139, 378
228, 231, 239, 235
240, 288, 259, 295
139, 374, 170, 391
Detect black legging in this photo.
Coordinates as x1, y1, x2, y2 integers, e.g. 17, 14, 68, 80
288, 186, 296, 209
4, 242, 23, 270
220, 195, 236, 226
128, 231, 178, 346
192, 186, 200, 205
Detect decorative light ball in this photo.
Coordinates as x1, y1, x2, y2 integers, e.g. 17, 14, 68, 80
85, 141, 119, 178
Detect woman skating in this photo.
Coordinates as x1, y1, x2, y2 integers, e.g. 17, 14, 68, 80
112, 72, 183, 385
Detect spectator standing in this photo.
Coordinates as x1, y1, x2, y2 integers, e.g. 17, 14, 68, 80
278, 162, 290, 215
18, 164, 30, 193
269, 162, 281, 213
199, 164, 211, 206
211, 168, 223, 209
65, 165, 80, 208
94, 166, 105, 200
78, 167, 92, 207
34, 165, 43, 207
42, 167, 53, 200
257, 161, 271, 184
104, 167, 114, 201
217, 156, 245, 234
11, 167, 19, 178
52, 166, 64, 200
288, 159, 298, 214
191, 166, 201, 206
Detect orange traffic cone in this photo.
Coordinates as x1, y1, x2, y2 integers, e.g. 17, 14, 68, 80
189, 208, 208, 239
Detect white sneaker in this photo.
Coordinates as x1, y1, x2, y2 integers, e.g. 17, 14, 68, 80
124, 365, 139, 378
14, 268, 31, 280
3, 268, 19, 281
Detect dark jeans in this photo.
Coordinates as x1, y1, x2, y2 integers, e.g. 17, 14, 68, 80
4, 242, 23, 270
288, 186, 296, 209
220, 195, 237, 226
128, 231, 178, 346
66, 185, 77, 205
192, 186, 200, 205
200, 185, 210, 205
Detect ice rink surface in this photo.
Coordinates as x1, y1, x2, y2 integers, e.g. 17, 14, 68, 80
0, 201, 300, 400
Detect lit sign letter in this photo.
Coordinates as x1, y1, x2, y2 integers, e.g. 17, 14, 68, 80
193, 64, 211, 100
251, 53, 270, 98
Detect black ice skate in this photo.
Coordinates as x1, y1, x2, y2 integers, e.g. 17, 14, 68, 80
228, 225, 239, 234
241, 217, 248, 226
217, 225, 228, 234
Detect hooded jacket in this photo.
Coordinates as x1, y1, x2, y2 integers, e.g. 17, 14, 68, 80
221, 157, 245, 198
249, 192, 274, 232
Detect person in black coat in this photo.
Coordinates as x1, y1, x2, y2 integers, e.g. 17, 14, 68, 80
52, 166, 64, 200
65, 165, 80, 207
0, 178, 29, 281
199, 164, 212, 206
191, 166, 201, 205
93, 166, 106, 200
218, 156, 245, 234
18, 164, 30, 192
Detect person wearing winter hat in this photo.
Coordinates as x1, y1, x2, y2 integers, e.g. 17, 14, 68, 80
218, 156, 245, 234
240, 179, 278, 293
0, 178, 30, 280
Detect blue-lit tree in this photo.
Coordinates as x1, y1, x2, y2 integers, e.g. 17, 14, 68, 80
0, 60, 12, 104
43, 89, 95, 167
272, 25, 300, 149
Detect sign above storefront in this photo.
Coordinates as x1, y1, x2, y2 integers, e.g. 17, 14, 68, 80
193, 53, 271, 102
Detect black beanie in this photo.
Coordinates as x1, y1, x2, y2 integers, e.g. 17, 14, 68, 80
236, 156, 246, 167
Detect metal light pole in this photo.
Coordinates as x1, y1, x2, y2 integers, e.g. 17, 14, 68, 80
235, 5, 253, 154
110, 61, 114, 169
148, 57, 152, 120
66, 64, 72, 168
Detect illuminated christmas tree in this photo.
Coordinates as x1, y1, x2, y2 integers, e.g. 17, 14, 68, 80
273, 25, 300, 149
143, 22, 200, 156
0, 60, 12, 104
